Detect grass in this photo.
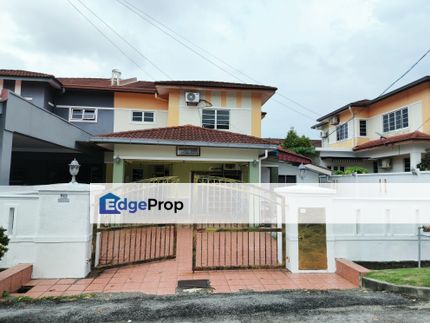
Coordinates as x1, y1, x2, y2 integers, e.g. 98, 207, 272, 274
367, 267, 430, 288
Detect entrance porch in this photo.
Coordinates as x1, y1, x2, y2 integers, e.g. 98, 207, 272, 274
109, 159, 260, 183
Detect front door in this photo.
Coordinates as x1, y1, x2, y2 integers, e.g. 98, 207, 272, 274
298, 208, 327, 270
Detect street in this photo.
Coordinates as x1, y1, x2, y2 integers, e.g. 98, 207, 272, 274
0, 289, 429, 322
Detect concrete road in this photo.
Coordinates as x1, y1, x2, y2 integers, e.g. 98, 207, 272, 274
0, 289, 429, 322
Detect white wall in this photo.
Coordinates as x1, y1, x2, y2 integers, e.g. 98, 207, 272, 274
0, 184, 92, 278
178, 91, 253, 135
277, 185, 430, 273
114, 109, 168, 132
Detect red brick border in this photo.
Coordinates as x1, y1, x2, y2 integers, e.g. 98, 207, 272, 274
0, 264, 33, 294
335, 258, 369, 287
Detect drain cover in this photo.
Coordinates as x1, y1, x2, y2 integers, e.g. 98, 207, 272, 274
177, 279, 210, 289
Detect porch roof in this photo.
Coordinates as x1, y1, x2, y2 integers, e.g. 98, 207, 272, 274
353, 131, 430, 151
92, 125, 277, 149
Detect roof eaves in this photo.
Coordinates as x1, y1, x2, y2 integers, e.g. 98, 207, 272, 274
91, 137, 277, 150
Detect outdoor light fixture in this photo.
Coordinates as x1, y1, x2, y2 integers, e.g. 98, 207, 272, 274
114, 155, 122, 164
298, 163, 306, 179
69, 158, 80, 184
252, 159, 258, 167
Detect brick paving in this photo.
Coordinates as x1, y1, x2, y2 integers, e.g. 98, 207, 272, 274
18, 226, 356, 298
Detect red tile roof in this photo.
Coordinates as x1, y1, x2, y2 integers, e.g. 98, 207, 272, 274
277, 146, 312, 164
155, 80, 277, 91
96, 125, 275, 146
353, 131, 430, 151
58, 78, 156, 93
0, 69, 55, 79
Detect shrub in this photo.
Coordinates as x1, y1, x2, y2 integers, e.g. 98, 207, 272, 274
344, 166, 368, 174
333, 166, 368, 175
0, 227, 9, 261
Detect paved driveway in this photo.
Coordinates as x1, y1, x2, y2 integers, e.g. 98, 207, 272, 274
0, 290, 429, 322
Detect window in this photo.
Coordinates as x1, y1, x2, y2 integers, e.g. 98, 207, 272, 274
131, 111, 155, 123
331, 166, 345, 172
278, 175, 297, 183
336, 123, 348, 141
70, 108, 97, 122
382, 108, 408, 132
359, 120, 367, 136
404, 158, 411, 172
202, 109, 230, 129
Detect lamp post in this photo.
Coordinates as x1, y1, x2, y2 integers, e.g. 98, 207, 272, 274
298, 163, 306, 180
69, 158, 80, 184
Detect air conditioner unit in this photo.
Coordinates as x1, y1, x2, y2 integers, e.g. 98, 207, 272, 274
329, 116, 340, 125
320, 131, 328, 138
185, 92, 200, 104
223, 164, 240, 171
379, 159, 392, 169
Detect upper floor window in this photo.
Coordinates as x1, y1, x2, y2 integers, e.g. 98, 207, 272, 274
336, 123, 348, 141
382, 108, 408, 132
202, 109, 230, 130
359, 120, 367, 136
132, 111, 155, 123
69, 108, 97, 122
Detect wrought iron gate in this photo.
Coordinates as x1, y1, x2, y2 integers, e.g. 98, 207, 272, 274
192, 224, 286, 270
93, 224, 176, 269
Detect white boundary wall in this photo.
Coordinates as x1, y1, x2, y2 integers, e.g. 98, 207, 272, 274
0, 184, 92, 278
277, 185, 430, 273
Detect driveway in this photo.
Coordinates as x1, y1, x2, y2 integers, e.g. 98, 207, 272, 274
0, 289, 429, 322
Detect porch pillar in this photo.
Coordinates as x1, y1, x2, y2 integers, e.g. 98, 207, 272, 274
0, 130, 13, 185
112, 159, 124, 183
410, 150, 422, 170
270, 167, 279, 183
248, 161, 260, 183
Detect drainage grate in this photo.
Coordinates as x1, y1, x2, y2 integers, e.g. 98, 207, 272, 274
177, 279, 210, 289
16, 286, 33, 294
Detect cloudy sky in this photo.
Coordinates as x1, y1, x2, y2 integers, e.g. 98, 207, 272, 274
1, 0, 429, 138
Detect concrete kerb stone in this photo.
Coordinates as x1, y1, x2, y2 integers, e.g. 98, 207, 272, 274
362, 276, 430, 300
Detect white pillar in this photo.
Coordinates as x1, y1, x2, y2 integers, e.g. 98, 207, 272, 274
275, 185, 336, 272
410, 150, 422, 170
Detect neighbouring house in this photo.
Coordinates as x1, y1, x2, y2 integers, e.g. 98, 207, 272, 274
312, 76, 430, 173
261, 138, 330, 183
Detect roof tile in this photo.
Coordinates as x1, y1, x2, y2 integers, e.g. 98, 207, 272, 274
97, 125, 274, 146
353, 131, 430, 151
0, 69, 55, 78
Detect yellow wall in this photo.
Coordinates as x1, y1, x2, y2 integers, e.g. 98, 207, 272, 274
114, 92, 168, 110
236, 91, 242, 107
324, 83, 430, 149
251, 93, 262, 137
167, 90, 180, 126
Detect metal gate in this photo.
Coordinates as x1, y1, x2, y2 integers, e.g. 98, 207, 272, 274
93, 224, 176, 269
193, 224, 286, 270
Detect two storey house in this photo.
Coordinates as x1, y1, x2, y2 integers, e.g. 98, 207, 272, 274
312, 76, 430, 173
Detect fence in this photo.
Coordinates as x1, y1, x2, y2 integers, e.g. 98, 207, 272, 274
95, 224, 176, 268
192, 224, 285, 270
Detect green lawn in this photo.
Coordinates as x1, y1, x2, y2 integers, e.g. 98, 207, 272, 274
367, 267, 430, 287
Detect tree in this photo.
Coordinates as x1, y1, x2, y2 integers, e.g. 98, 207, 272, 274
282, 128, 316, 156
0, 227, 9, 261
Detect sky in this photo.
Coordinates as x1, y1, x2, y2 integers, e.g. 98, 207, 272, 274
1, 0, 429, 139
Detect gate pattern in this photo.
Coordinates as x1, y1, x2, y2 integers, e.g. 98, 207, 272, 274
193, 224, 286, 270
94, 224, 176, 268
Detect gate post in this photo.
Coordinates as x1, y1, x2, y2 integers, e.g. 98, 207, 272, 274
275, 185, 336, 273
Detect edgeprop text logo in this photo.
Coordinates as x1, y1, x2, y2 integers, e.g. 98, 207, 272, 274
99, 193, 184, 215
